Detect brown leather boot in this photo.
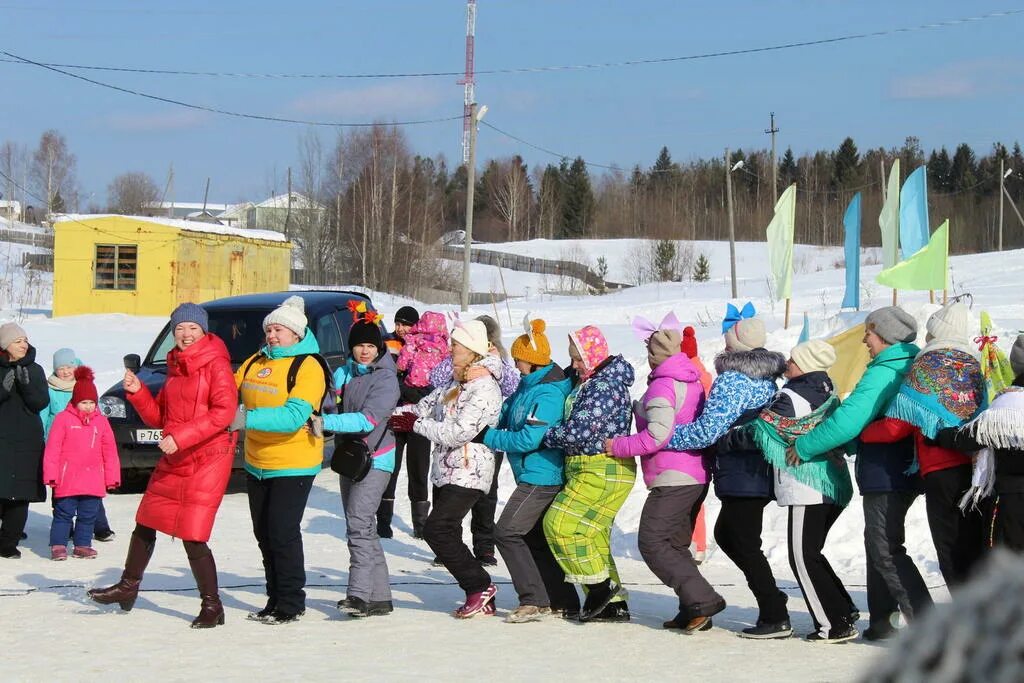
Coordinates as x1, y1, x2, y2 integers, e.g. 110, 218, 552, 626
88, 531, 155, 611
188, 550, 225, 629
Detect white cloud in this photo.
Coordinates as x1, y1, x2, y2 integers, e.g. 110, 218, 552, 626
889, 59, 1023, 100
288, 82, 449, 118
106, 109, 211, 131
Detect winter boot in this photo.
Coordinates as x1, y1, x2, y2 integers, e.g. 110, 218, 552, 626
88, 531, 155, 611
411, 501, 430, 539
376, 499, 395, 539
188, 550, 225, 629
579, 579, 620, 622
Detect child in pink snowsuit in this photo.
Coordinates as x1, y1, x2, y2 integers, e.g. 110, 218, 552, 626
396, 311, 451, 388
43, 367, 120, 560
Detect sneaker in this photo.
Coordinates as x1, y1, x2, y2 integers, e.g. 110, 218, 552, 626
51, 545, 68, 561
454, 584, 498, 619
740, 620, 793, 639
863, 624, 897, 641
481, 602, 496, 616
505, 605, 549, 623
94, 529, 116, 543
247, 605, 276, 622
475, 552, 498, 567
681, 616, 714, 634
555, 606, 581, 621
588, 601, 631, 623
579, 580, 620, 622
0, 547, 21, 559
262, 609, 304, 625
72, 546, 98, 559
807, 625, 859, 644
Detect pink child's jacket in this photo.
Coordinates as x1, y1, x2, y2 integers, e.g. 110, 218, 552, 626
610, 352, 708, 488
43, 405, 120, 498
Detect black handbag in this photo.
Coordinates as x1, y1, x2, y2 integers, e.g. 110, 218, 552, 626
330, 428, 388, 482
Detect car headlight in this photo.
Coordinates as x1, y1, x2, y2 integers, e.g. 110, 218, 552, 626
99, 396, 126, 419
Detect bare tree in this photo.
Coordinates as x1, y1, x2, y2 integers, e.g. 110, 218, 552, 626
485, 156, 532, 241
0, 141, 29, 222
107, 171, 161, 215
30, 129, 77, 216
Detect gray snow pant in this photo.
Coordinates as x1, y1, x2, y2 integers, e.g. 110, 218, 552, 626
639, 484, 723, 615
863, 491, 933, 628
341, 468, 393, 602
494, 483, 579, 611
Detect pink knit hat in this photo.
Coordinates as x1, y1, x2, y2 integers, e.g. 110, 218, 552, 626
569, 325, 610, 379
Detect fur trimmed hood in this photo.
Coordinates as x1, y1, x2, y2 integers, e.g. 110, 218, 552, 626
714, 347, 786, 380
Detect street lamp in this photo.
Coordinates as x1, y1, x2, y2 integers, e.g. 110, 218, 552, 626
724, 150, 743, 298
461, 103, 488, 312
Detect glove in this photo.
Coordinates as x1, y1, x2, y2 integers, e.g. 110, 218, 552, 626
14, 365, 30, 385
228, 405, 247, 432
1, 370, 13, 392
388, 412, 418, 433
472, 427, 489, 444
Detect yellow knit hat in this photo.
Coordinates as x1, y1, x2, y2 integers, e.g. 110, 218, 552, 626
511, 316, 552, 367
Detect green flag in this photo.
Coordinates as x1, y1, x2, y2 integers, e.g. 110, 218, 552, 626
879, 159, 900, 269
875, 219, 948, 291
766, 183, 797, 300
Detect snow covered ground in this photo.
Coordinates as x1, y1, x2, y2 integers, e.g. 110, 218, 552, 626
3, 237, 1024, 682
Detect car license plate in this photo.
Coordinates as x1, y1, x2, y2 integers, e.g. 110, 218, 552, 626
136, 429, 163, 444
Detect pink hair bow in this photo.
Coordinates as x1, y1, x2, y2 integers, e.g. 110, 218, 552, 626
631, 312, 682, 341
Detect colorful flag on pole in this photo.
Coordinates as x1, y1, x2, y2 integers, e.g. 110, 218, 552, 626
766, 183, 797, 300
879, 159, 900, 269
841, 192, 862, 310
899, 166, 930, 259
798, 312, 810, 343
876, 219, 949, 291
977, 311, 1017, 401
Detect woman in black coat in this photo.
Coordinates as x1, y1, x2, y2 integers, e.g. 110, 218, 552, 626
0, 322, 50, 558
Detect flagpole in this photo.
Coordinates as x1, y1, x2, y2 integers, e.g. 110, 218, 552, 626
784, 299, 791, 329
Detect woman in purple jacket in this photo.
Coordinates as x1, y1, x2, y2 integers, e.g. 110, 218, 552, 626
607, 329, 724, 634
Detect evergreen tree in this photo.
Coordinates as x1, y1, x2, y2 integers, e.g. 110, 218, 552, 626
692, 253, 710, 282
654, 240, 676, 281
778, 147, 799, 187
898, 136, 925, 172
831, 137, 860, 188
558, 157, 594, 239
928, 147, 953, 192
950, 143, 978, 193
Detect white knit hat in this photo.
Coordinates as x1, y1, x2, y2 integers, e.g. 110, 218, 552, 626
790, 340, 837, 374
263, 295, 307, 339
926, 302, 970, 343
450, 319, 491, 357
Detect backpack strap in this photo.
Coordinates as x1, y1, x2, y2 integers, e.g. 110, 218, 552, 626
240, 354, 261, 381
287, 353, 336, 416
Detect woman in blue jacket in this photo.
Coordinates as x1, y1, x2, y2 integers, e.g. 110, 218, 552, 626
482, 318, 579, 623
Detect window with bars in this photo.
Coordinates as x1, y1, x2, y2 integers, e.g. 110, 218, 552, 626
94, 244, 138, 290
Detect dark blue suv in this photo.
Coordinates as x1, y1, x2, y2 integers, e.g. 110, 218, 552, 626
99, 290, 380, 478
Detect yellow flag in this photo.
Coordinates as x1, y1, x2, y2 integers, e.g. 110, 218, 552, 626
875, 220, 949, 291
879, 159, 900, 269
826, 323, 871, 398
766, 183, 797, 300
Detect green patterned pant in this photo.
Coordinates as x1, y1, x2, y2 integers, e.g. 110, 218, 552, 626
543, 454, 637, 595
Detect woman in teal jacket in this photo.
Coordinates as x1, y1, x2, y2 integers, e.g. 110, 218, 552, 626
789, 307, 931, 641
483, 318, 580, 623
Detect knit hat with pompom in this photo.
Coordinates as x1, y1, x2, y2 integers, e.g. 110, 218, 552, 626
71, 366, 98, 405
511, 315, 552, 367
263, 295, 308, 339
681, 326, 699, 359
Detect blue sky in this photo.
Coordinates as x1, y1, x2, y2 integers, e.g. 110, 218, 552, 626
2, 0, 1021, 205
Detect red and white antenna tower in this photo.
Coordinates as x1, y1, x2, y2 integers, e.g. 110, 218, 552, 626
457, 0, 477, 165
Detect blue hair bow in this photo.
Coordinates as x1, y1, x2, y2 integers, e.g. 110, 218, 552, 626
722, 302, 756, 335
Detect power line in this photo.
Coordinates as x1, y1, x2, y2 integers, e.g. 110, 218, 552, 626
0, 8, 1019, 80
0, 50, 463, 128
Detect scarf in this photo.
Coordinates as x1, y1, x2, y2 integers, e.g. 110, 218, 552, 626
975, 312, 1016, 402
751, 394, 853, 507
48, 374, 75, 392
885, 347, 987, 440
960, 386, 1024, 451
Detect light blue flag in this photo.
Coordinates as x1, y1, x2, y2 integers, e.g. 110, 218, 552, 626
899, 166, 930, 258
798, 312, 810, 343
841, 192, 861, 310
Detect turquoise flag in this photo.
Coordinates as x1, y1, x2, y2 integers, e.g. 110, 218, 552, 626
899, 166, 930, 259
841, 192, 861, 310
798, 312, 810, 343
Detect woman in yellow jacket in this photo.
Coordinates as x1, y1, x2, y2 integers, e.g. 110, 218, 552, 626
233, 296, 326, 626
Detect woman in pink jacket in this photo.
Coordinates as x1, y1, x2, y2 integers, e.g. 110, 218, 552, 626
43, 367, 120, 561
606, 329, 724, 634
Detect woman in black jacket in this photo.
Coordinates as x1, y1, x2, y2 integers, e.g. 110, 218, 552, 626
0, 322, 50, 558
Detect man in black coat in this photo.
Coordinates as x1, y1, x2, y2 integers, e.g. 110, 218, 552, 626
0, 322, 50, 558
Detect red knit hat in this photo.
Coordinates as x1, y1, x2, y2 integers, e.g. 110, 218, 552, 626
681, 326, 699, 359
71, 366, 98, 404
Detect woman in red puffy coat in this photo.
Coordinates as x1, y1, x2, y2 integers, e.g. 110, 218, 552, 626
89, 303, 238, 629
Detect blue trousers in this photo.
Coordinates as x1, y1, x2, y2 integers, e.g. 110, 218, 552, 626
50, 496, 101, 547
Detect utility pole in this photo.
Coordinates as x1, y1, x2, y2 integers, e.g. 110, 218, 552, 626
284, 167, 292, 241
461, 102, 479, 312
201, 177, 210, 217
725, 148, 737, 299
765, 112, 779, 201
999, 157, 1005, 251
